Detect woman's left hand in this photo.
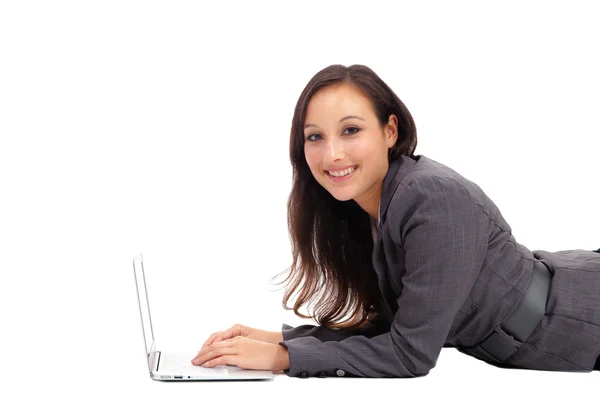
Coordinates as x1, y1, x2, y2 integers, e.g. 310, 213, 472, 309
191, 336, 289, 372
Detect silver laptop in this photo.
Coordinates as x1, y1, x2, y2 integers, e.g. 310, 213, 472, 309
133, 253, 273, 381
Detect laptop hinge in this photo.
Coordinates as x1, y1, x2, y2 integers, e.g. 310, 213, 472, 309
153, 351, 161, 373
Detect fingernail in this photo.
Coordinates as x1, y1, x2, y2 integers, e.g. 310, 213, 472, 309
191, 358, 199, 365
203, 360, 211, 367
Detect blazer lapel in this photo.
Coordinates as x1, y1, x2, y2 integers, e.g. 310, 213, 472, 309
378, 154, 418, 226
371, 234, 396, 324
370, 154, 419, 322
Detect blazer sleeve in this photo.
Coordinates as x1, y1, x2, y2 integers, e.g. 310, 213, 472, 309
281, 312, 389, 343
279, 176, 489, 377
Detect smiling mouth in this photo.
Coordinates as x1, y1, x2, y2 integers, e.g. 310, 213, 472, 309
325, 165, 358, 177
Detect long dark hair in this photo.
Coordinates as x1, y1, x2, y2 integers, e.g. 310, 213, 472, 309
274, 64, 417, 330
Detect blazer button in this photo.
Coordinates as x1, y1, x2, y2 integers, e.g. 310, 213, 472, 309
318, 371, 327, 378
335, 369, 346, 377
300, 372, 308, 378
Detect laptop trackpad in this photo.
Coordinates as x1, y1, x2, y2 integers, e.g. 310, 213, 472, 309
158, 352, 228, 376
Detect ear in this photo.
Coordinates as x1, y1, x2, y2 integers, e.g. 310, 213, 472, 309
384, 114, 399, 148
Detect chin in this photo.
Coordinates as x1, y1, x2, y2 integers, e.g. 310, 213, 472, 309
328, 190, 355, 202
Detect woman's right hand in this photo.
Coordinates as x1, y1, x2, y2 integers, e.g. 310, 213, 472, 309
199, 323, 283, 352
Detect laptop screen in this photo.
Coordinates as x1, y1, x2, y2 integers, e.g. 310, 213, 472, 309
133, 253, 157, 374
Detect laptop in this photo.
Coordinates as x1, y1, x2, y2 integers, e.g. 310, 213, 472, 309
133, 253, 273, 381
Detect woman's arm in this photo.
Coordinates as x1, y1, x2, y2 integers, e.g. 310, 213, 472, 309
281, 312, 389, 343
279, 176, 488, 377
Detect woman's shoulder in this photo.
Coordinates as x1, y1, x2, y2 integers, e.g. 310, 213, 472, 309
405, 155, 470, 184
389, 155, 479, 197
385, 154, 493, 218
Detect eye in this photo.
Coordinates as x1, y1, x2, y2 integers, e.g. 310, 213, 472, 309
343, 126, 360, 135
305, 133, 322, 142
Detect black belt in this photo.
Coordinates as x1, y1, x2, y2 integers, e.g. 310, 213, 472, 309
467, 260, 552, 363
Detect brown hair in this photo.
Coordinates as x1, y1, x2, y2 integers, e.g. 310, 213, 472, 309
274, 64, 418, 330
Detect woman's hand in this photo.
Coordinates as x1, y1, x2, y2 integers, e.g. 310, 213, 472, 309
191, 336, 290, 372
199, 323, 283, 352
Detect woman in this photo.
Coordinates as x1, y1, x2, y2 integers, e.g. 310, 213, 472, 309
191, 64, 600, 377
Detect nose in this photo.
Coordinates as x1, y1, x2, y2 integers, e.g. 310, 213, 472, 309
325, 137, 345, 161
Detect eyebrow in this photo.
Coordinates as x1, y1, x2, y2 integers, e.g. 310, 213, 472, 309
304, 115, 365, 130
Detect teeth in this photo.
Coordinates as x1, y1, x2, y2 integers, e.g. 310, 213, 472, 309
329, 166, 356, 177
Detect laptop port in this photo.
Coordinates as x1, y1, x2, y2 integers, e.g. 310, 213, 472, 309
174, 376, 183, 379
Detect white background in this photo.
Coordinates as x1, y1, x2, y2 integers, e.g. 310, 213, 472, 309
1, 0, 599, 407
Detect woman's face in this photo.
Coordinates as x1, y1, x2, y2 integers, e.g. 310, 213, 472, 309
303, 83, 397, 206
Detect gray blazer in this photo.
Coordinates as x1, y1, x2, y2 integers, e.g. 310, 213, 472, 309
280, 154, 600, 378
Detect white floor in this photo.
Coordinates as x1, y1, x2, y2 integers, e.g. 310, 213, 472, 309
3, 1, 600, 407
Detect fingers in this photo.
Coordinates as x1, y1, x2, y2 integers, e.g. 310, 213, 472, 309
200, 331, 223, 351
200, 325, 241, 351
204, 355, 239, 368
200, 331, 229, 352
191, 341, 237, 366
209, 329, 233, 347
